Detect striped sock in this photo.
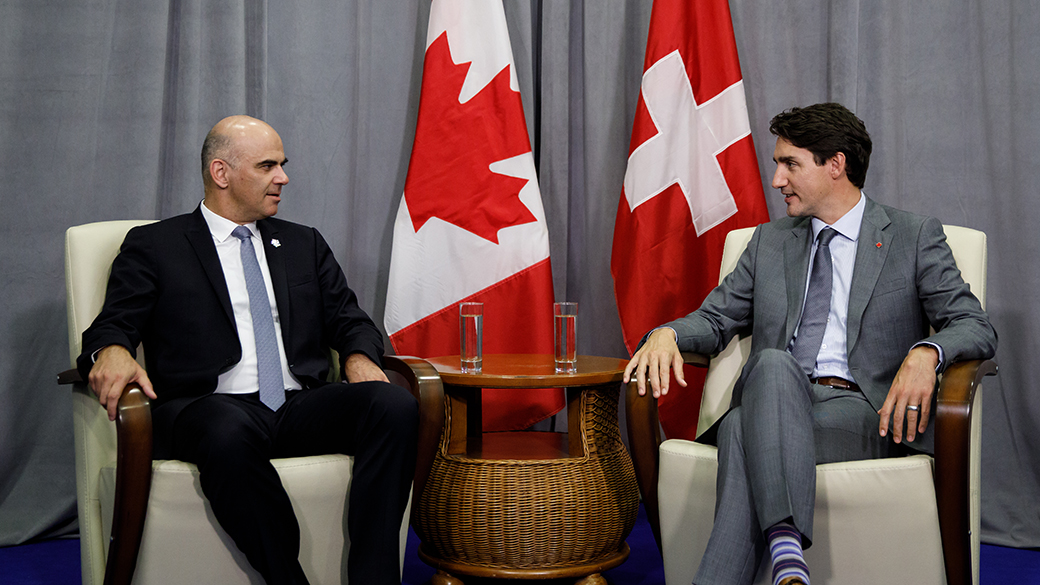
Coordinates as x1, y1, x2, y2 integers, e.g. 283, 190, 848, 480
767, 521, 810, 585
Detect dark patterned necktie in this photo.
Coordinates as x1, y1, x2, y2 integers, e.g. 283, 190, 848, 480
791, 227, 838, 375
232, 226, 285, 410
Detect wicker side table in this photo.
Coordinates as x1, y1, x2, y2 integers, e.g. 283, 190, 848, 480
416, 354, 640, 585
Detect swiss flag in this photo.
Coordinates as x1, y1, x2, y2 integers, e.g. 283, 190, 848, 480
611, 0, 769, 440
385, 0, 563, 431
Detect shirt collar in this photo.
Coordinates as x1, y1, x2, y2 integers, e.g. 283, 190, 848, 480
200, 200, 259, 243
811, 191, 866, 243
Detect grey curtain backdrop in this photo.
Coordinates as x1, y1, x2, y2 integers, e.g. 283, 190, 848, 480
0, 0, 1035, 551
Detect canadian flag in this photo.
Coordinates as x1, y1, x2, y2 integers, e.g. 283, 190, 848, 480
611, 0, 769, 440
384, 0, 563, 431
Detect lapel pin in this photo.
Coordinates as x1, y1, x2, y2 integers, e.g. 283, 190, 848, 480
271, 239, 281, 248
875, 242, 882, 248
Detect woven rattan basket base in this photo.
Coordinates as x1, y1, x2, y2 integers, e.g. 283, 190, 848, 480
416, 385, 639, 571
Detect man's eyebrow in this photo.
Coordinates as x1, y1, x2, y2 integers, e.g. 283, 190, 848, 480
257, 157, 289, 167
774, 155, 796, 164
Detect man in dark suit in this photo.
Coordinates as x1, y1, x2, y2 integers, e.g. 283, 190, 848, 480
624, 103, 996, 585
79, 115, 417, 584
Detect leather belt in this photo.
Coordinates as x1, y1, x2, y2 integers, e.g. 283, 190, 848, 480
809, 376, 860, 391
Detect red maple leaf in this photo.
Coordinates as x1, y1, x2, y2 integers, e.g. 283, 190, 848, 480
404, 32, 537, 244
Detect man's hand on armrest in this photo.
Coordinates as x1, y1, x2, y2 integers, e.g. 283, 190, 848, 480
343, 352, 390, 384
89, 345, 156, 422
623, 328, 687, 399
878, 344, 940, 444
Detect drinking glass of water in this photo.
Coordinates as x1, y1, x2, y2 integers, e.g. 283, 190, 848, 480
459, 302, 483, 373
554, 302, 577, 373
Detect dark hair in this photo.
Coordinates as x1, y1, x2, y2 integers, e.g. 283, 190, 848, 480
769, 103, 872, 189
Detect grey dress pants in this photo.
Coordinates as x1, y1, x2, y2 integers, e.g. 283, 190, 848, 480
693, 349, 899, 585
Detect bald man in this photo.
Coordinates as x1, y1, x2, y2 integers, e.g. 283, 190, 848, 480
79, 116, 417, 584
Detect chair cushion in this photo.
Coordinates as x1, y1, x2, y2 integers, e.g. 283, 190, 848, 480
658, 439, 944, 584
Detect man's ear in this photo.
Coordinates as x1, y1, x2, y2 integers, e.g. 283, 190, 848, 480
828, 152, 847, 180
210, 159, 231, 189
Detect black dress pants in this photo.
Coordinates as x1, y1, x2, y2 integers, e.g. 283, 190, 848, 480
167, 381, 418, 585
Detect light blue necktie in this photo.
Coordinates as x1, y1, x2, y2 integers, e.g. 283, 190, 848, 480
791, 227, 838, 375
232, 226, 285, 411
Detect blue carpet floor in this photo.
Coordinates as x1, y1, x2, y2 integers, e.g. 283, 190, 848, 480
1, 505, 1036, 584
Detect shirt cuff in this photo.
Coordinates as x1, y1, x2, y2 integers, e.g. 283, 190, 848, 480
91, 344, 131, 364
650, 326, 678, 344
912, 341, 945, 372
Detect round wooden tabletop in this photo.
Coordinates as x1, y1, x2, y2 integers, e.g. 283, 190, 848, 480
425, 354, 629, 388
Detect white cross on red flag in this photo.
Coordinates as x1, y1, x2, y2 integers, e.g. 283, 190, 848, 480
385, 0, 563, 431
611, 0, 769, 440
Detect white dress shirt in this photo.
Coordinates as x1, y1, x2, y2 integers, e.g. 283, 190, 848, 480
200, 201, 302, 394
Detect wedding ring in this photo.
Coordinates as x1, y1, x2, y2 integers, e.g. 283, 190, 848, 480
906, 405, 920, 412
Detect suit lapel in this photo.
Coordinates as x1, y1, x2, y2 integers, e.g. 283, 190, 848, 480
186, 208, 236, 326
783, 218, 813, 348
846, 198, 892, 355
258, 220, 291, 338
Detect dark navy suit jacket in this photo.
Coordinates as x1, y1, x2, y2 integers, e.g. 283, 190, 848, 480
78, 207, 385, 444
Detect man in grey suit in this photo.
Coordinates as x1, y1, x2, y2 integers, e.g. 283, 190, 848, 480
624, 103, 996, 585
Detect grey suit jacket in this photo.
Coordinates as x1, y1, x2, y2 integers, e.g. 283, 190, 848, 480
665, 197, 997, 453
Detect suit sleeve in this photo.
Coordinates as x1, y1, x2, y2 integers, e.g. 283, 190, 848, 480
76, 226, 158, 379
312, 228, 385, 369
657, 227, 760, 356
914, 217, 997, 367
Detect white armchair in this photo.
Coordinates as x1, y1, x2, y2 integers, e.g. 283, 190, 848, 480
626, 225, 996, 585
61, 220, 444, 585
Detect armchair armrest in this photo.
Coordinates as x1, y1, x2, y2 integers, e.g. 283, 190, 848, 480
58, 368, 153, 585
106, 385, 153, 585
625, 380, 661, 551
934, 358, 997, 585
382, 355, 445, 529
58, 368, 83, 385
624, 351, 710, 553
